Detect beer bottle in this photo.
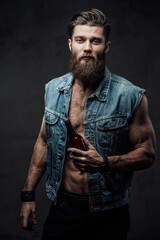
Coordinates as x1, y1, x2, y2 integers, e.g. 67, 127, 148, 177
65, 119, 88, 151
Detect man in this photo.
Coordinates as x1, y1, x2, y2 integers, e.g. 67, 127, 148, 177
20, 9, 156, 240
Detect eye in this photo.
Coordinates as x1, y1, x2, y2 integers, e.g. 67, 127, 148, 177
76, 38, 84, 44
92, 39, 101, 45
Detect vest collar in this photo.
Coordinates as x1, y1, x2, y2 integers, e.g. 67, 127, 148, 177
89, 67, 111, 101
57, 67, 111, 101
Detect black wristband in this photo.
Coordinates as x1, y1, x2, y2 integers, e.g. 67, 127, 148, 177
21, 191, 35, 202
99, 157, 111, 173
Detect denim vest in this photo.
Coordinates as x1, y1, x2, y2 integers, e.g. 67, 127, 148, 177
45, 67, 145, 212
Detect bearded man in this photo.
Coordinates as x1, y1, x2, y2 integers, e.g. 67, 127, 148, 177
20, 9, 156, 240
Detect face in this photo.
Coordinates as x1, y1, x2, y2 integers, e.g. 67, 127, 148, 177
68, 24, 110, 63
68, 25, 110, 86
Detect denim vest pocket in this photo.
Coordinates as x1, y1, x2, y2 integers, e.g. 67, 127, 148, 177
45, 110, 59, 143
96, 116, 128, 153
99, 171, 132, 197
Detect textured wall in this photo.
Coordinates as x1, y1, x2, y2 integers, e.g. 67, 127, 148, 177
0, 0, 160, 239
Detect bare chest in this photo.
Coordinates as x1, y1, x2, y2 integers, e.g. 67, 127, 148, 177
69, 91, 88, 135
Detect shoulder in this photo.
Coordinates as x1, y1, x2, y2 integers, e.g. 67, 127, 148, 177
45, 72, 72, 90
110, 72, 145, 94
130, 94, 149, 125
109, 71, 146, 114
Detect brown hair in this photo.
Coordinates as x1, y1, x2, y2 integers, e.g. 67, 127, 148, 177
68, 8, 111, 42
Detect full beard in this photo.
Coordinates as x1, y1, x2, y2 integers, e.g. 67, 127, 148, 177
69, 52, 106, 87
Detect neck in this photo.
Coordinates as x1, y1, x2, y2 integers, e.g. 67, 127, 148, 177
73, 78, 96, 96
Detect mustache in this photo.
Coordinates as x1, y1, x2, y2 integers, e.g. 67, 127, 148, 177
79, 55, 95, 60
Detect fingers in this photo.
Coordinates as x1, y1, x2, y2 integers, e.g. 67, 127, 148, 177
20, 202, 37, 231
21, 212, 37, 231
32, 210, 37, 225
67, 147, 86, 155
27, 214, 34, 231
27, 211, 37, 231
83, 136, 93, 148
72, 159, 85, 172
67, 147, 90, 160
67, 144, 104, 173
20, 213, 28, 229
73, 159, 100, 173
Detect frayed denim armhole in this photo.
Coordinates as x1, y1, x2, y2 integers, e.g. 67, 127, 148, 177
133, 87, 146, 114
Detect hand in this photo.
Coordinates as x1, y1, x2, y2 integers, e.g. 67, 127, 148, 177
20, 202, 37, 231
67, 136, 105, 173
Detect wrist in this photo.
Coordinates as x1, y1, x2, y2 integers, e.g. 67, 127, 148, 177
99, 156, 111, 173
21, 191, 35, 202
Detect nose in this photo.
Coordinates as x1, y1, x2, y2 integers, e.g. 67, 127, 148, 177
83, 40, 92, 53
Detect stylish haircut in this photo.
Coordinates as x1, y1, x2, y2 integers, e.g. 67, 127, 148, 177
68, 8, 111, 42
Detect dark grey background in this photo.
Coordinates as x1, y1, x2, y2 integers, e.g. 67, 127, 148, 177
0, 0, 160, 239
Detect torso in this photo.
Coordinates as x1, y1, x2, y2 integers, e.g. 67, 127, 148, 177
61, 81, 93, 195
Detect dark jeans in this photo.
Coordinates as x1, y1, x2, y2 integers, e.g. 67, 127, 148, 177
42, 189, 130, 240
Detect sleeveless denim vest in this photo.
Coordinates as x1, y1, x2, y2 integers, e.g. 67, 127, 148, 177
45, 67, 145, 212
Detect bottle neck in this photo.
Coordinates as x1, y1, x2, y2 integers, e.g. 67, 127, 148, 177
65, 119, 76, 135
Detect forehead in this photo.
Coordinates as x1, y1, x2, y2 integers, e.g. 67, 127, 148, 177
72, 25, 105, 39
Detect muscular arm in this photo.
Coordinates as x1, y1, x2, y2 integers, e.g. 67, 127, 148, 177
109, 94, 156, 171
20, 116, 47, 229
23, 117, 47, 191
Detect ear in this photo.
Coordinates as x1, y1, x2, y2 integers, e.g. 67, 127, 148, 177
68, 39, 72, 51
105, 41, 111, 53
